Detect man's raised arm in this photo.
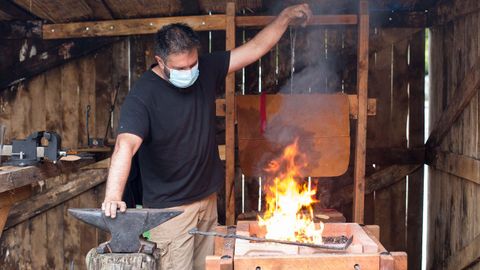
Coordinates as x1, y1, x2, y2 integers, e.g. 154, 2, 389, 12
228, 3, 312, 73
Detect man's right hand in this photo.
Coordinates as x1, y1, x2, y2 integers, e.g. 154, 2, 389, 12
102, 200, 127, 218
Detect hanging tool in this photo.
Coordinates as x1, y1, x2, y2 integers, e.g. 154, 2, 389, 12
85, 104, 104, 147
189, 227, 353, 251
69, 208, 182, 254
104, 82, 120, 144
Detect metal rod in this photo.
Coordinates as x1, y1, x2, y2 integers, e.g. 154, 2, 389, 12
189, 228, 353, 251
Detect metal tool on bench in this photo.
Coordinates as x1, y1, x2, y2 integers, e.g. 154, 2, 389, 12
69, 208, 182, 254
1, 131, 66, 166
189, 227, 354, 251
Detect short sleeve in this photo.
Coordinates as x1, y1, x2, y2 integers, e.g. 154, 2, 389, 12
117, 95, 150, 139
216, 51, 231, 79
202, 51, 230, 82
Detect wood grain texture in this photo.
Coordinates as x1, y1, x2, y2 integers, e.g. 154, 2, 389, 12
0, 34, 117, 270
329, 164, 422, 209
13, 0, 93, 23
225, 1, 236, 226
236, 94, 350, 177
428, 7, 480, 269
4, 167, 108, 230
426, 55, 480, 151
43, 15, 227, 39
353, 0, 369, 224
0, 160, 95, 194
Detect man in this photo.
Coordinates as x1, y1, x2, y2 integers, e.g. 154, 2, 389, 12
102, 4, 312, 270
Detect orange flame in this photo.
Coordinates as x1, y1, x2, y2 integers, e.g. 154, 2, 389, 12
258, 138, 324, 244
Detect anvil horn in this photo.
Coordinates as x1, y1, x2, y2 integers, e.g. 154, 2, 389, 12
69, 208, 108, 231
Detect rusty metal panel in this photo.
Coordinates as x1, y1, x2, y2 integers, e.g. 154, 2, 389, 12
237, 94, 350, 177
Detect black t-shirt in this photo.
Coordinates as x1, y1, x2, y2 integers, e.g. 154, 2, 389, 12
118, 51, 230, 208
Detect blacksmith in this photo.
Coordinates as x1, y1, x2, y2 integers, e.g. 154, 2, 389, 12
102, 4, 312, 270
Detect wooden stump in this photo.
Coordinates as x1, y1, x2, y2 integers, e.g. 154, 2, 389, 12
86, 248, 160, 270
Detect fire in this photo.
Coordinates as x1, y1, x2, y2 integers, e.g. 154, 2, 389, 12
258, 138, 324, 244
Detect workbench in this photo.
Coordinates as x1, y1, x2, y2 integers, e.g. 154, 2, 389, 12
0, 158, 108, 237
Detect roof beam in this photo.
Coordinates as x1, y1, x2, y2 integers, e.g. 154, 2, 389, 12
42, 14, 358, 40
0, 0, 36, 20
43, 15, 227, 39
0, 37, 117, 90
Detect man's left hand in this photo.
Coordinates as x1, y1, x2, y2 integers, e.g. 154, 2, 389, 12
279, 3, 313, 27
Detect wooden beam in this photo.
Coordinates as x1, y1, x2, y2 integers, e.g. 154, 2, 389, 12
0, 1, 36, 20
215, 96, 376, 118
442, 232, 480, 270
0, 20, 43, 39
347, 96, 376, 119
4, 167, 107, 230
235, 14, 357, 27
42, 14, 359, 40
353, 0, 369, 224
392, 252, 408, 270
0, 159, 95, 194
0, 206, 10, 239
366, 147, 425, 166
42, 15, 227, 39
224, 1, 236, 226
426, 60, 480, 152
429, 151, 480, 185
329, 164, 422, 209
0, 185, 32, 237
0, 185, 32, 209
0, 38, 117, 90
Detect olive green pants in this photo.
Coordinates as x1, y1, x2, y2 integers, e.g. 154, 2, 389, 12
150, 193, 217, 270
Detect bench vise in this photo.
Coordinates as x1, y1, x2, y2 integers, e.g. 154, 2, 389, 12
2, 131, 65, 166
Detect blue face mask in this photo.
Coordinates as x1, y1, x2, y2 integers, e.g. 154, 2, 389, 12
165, 63, 199, 88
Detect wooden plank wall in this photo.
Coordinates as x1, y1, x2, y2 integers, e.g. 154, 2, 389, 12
0, 23, 425, 269
235, 25, 425, 270
428, 3, 480, 269
0, 40, 129, 269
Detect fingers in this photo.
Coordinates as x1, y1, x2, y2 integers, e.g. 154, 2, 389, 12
119, 201, 127, 213
102, 201, 127, 218
109, 202, 118, 218
297, 4, 312, 26
284, 4, 312, 27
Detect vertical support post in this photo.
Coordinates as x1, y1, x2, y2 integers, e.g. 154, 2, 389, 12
225, 1, 236, 225
353, 0, 369, 224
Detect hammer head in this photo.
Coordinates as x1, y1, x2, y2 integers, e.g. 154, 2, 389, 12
68, 208, 182, 254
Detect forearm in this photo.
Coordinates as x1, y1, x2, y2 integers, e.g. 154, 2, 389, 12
229, 4, 311, 73
104, 142, 135, 201
248, 15, 290, 57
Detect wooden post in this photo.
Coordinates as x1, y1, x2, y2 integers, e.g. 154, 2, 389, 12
225, 1, 236, 225
353, 0, 369, 224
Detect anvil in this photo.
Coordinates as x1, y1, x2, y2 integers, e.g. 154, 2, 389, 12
69, 208, 182, 254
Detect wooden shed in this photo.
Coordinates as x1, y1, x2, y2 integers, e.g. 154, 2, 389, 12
0, 0, 478, 269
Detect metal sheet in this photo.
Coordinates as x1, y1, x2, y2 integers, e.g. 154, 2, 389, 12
236, 94, 350, 177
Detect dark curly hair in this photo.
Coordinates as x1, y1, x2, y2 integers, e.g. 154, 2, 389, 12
154, 23, 201, 61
